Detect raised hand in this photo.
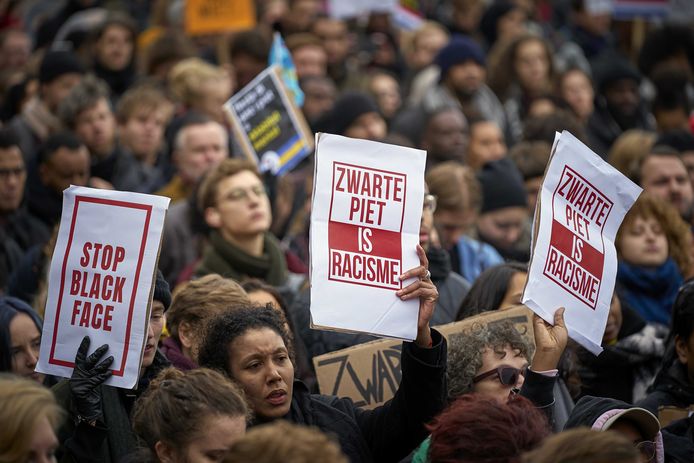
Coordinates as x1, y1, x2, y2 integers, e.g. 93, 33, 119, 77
70, 336, 113, 423
397, 245, 438, 348
531, 308, 568, 372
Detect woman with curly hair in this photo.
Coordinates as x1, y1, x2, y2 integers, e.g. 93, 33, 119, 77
615, 193, 693, 325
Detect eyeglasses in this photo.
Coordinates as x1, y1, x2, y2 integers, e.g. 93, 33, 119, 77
423, 194, 437, 212
635, 441, 656, 462
0, 166, 25, 179
473, 365, 526, 386
221, 184, 267, 202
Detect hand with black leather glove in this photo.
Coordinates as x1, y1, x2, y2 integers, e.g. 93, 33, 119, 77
70, 336, 114, 425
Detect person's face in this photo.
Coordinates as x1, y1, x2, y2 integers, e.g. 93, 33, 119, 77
525, 176, 543, 212
477, 207, 528, 252
640, 156, 693, 217
343, 112, 387, 141
498, 272, 527, 310
0, 147, 26, 213
232, 54, 266, 90
369, 74, 401, 120
95, 24, 134, 71
180, 414, 246, 463
561, 70, 594, 120
28, 415, 59, 463
681, 152, 694, 189
208, 170, 272, 241
422, 109, 468, 163
618, 216, 669, 268
41, 73, 82, 113
515, 40, 549, 94
1, 31, 30, 70
420, 188, 436, 250
175, 123, 228, 184
193, 78, 232, 123
446, 60, 486, 97
410, 30, 448, 70
435, 209, 470, 247
676, 332, 694, 385
142, 300, 165, 370
604, 79, 640, 118
603, 294, 623, 344
301, 78, 336, 122
39, 146, 90, 193
119, 107, 167, 160
10, 312, 44, 383
609, 420, 654, 463
228, 327, 294, 420
472, 345, 528, 402
292, 45, 327, 79
467, 122, 507, 169
498, 8, 527, 42
74, 98, 116, 157
312, 19, 350, 64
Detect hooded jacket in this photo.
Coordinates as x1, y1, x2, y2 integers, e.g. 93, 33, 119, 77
565, 395, 664, 463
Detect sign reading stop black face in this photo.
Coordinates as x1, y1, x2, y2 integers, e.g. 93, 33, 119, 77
543, 166, 614, 309
327, 162, 407, 291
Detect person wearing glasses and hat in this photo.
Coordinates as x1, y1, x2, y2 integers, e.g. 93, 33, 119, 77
565, 396, 663, 463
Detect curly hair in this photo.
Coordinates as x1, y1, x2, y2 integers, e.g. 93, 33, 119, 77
198, 305, 295, 377
428, 394, 549, 463
616, 193, 693, 276
132, 367, 248, 460
447, 321, 533, 399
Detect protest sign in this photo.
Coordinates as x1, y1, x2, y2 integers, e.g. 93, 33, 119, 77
226, 66, 313, 175
523, 131, 641, 355
310, 133, 425, 340
313, 306, 534, 409
185, 0, 256, 36
36, 187, 169, 388
613, 0, 670, 19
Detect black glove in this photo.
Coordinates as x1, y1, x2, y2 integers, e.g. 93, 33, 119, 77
70, 336, 113, 423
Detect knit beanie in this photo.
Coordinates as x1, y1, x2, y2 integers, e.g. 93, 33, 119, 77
592, 53, 642, 94
478, 157, 528, 213
435, 36, 486, 80
313, 91, 380, 135
153, 269, 171, 311
39, 50, 86, 84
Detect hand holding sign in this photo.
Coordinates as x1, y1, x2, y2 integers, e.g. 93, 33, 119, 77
70, 336, 113, 423
396, 245, 438, 348
530, 308, 567, 372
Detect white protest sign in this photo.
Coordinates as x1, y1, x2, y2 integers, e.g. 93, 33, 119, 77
523, 131, 641, 354
36, 186, 170, 388
310, 133, 426, 340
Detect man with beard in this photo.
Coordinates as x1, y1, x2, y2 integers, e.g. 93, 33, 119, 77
419, 107, 468, 169
587, 53, 655, 157
422, 36, 510, 140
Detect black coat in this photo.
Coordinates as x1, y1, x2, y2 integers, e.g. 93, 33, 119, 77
277, 330, 447, 463
638, 360, 694, 415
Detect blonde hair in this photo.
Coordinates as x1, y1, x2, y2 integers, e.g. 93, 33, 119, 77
168, 58, 229, 106
224, 421, 348, 463
167, 274, 250, 342
608, 129, 657, 180
426, 162, 481, 214
617, 193, 693, 276
522, 428, 639, 463
0, 375, 63, 463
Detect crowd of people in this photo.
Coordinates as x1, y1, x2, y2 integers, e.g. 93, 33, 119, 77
2, 0, 694, 462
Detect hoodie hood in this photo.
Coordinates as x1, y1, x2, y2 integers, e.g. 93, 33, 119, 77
565, 396, 664, 463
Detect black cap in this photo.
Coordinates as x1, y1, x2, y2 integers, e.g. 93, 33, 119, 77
313, 91, 380, 135
39, 50, 85, 84
153, 269, 171, 311
478, 157, 528, 213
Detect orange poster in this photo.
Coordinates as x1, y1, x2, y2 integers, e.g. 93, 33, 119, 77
185, 0, 256, 36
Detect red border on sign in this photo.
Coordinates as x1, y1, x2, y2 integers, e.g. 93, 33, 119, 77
48, 196, 153, 376
327, 161, 407, 290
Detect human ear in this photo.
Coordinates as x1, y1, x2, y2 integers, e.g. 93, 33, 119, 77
178, 321, 195, 350
155, 441, 176, 463
204, 207, 221, 229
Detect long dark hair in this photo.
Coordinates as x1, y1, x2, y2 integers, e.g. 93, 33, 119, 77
456, 262, 528, 320
0, 297, 43, 372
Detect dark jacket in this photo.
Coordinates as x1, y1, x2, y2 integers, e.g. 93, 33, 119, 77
662, 417, 694, 463
586, 100, 655, 158
91, 145, 152, 193
53, 351, 169, 463
1, 207, 50, 252
638, 360, 694, 415
279, 330, 447, 463
289, 247, 470, 360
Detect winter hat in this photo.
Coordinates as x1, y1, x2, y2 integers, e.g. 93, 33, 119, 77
39, 50, 85, 84
153, 269, 171, 311
435, 36, 486, 80
477, 157, 527, 213
313, 91, 380, 135
592, 53, 641, 94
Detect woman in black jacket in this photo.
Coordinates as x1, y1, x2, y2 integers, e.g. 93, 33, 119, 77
199, 246, 446, 463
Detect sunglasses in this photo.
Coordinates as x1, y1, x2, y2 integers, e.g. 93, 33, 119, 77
473, 365, 526, 386
635, 441, 656, 462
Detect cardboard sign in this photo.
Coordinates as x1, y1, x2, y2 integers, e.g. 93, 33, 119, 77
658, 405, 694, 428
310, 133, 425, 340
185, 0, 256, 36
313, 306, 535, 409
523, 131, 641, 355
226, 66, 313, 175
36, 187, 169, 388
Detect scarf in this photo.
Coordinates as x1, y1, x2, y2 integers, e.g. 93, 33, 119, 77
617, 258, 682, 326
21, 97, 61, 141
196, 230, 288, 286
